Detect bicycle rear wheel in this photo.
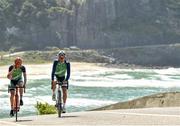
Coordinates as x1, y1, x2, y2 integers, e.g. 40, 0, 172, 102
15, 111, 18, 122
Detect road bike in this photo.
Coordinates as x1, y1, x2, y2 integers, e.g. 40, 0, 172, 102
8, 85, 25, 122
55, 81, 67, 117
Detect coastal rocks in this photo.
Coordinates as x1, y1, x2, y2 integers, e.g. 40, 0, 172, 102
99, 44, 180, 67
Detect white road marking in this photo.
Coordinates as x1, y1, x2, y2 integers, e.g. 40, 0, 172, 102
105, 111, 180, 118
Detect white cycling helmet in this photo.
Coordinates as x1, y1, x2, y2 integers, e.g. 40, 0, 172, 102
58, 50, 65, 56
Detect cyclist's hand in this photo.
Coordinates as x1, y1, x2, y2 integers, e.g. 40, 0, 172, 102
7, 74, 12, 80
51, 80, 54, 85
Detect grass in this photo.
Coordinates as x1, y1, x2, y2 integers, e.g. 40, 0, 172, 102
0, 49, 110, 66
0, 50, 56, 66
35, 102, 57, 115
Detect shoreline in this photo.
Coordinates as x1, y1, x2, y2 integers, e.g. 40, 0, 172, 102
0, 62, 116, 79
1, 49, 180, 69
101, 63, 175, 69
1, 62, 180, 122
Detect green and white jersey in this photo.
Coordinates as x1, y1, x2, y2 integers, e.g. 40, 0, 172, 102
9, 65, 26, 80
55, 62, 67, 77
51, 60, 70, 81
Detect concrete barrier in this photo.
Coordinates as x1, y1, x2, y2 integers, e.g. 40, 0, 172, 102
92, 92, 180, 110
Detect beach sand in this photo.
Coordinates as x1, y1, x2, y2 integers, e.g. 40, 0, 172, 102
0, 62, 116, 84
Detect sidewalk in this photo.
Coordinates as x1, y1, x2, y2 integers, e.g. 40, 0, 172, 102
1, 107, 180, 125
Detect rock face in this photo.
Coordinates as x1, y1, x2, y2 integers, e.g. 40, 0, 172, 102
2, 0, 180, 51
92, 92, 180, 110
52, 0, 180, 49
98, 44, 180, 67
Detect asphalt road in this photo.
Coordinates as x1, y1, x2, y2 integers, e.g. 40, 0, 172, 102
0, 107, 180, 125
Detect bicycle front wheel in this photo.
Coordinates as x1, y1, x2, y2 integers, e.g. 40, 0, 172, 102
57, 91, 62, 117
58, 103, 62, 117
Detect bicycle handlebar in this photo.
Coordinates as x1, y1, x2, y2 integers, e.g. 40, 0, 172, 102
56, 81, 68, 86
15, 86, 26, 93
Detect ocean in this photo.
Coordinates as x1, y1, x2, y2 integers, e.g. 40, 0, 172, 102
0, 65, 180, 119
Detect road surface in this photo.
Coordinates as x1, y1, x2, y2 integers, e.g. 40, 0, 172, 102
0, 107, 180, 125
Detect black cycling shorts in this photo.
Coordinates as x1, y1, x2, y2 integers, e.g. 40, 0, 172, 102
9, 79, 23, 90
55, 76, 69, 89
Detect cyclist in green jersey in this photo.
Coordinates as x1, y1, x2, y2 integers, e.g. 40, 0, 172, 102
51, 51, 70, 113
7, 57, 27, 117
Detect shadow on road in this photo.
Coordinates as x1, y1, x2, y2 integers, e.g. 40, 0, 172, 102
61, 115, 79, 118
15, 119, 33, 122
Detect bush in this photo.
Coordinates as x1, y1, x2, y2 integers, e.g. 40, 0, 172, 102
35, 102, 57, 115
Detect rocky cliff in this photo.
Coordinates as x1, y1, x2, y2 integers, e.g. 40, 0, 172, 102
52, 0, 180, 49
1, 0, 180, 50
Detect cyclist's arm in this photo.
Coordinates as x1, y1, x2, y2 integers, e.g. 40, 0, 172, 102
22, 66, 27, 85
7, 65, 14, 79
65, 62, 70, 81
23, 73, 27, 85
51, 61, 57, 81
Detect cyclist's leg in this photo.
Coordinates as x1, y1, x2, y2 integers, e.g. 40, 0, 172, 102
62, 87, 67, 105
14, 88, 20, 110
10, 89, 15, 116
10, 89, 15, 111
11, 80, 20, 110
62, 82, 68, 113
9, 81, 16, 110
9, 80, 16, 116
18, 80, 24, 105
52, 79, 57, 101
62, 79, 68, 103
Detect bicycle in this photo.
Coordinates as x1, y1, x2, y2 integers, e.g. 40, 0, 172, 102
8, 85, 25, 122
55, 81, 67, 118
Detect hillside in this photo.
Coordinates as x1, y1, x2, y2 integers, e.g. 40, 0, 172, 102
0, 0, 180, 50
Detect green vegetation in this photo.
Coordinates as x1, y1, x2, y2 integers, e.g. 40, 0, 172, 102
21, 51, 55, 64
0, 0, 180, 50
0, 50, 56, 66
0, 58, 13, 66
0, 0, 85, 51
48, 6, 73, 14
0, 49, 111, 66
35, 102, 57, 115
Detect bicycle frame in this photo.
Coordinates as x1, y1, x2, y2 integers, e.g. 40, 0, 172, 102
56, 81, 67, 117
15, 86, 25, 122
8, 85, 25, 122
